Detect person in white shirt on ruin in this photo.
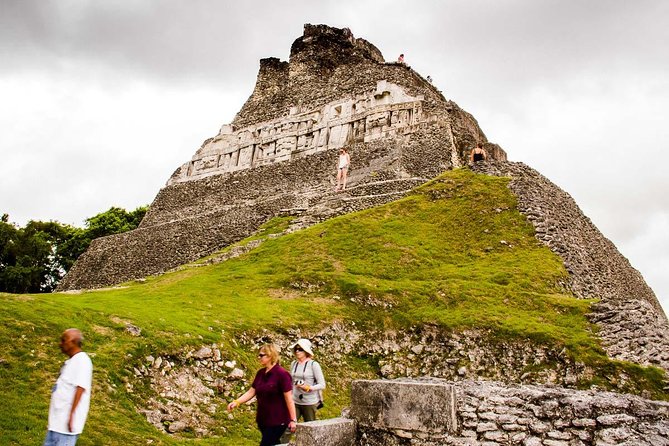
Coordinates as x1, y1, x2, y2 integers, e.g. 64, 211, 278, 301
336, 148, 351, 191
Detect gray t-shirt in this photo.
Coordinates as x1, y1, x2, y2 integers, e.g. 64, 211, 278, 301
290, 359, 326, 405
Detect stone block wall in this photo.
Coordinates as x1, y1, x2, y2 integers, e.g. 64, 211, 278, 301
349, 379, 669, 446
350, 379, 457, 438
471, 161, 669, 372
294, 418, 357, 446
131, 331, 668, 440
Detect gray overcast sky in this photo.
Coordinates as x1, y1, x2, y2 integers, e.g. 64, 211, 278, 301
1, 0, 667, 315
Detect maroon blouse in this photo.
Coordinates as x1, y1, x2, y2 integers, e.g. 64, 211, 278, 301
251, 364, 293, 427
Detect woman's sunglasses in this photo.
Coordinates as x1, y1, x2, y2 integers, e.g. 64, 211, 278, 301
257, 353, 267, 358
294, 347, 304, 352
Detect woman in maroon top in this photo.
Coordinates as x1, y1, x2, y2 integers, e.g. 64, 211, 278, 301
228, 344, 297, 445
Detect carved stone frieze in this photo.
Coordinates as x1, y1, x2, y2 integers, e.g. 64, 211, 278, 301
168, 80, 425, 184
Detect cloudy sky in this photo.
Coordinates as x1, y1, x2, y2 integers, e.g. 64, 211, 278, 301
1, 0, 667, 313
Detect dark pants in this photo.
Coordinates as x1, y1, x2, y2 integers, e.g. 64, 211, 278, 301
259, 424, 287, 446
296, 403, 318, 422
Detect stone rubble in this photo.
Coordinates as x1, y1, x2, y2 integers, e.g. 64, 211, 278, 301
132, 321, 664, 437
133, 343, 249, 437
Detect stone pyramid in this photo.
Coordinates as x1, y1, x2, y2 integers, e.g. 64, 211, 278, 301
59, 24, 669, 375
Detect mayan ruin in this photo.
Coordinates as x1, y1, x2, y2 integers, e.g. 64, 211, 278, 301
49, 24, 669, 445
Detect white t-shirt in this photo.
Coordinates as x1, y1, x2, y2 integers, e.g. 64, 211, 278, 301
338, 153, 350, 169
48, 352, 93, 435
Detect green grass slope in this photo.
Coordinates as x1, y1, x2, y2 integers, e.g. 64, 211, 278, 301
1, 169, 665, 445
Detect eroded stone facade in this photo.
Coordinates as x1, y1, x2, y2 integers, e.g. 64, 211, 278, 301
59, 24, 667, 390
170, 81, 428, 184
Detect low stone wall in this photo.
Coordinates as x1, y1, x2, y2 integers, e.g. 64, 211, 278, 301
128, 332, 668, 441
471, 161, 669, 373
348, 379, 669, 446
133, 325, 666, 436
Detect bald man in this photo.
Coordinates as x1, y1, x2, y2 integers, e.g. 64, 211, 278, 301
44, 329, 93, 446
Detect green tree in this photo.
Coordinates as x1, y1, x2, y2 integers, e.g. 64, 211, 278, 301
0, 205, 147, 293
84, 206, 147, 240
0, 220, 58, 293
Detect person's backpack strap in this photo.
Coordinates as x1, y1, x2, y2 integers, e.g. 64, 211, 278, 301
310, 360, 324, 403
310, 360, 317, 383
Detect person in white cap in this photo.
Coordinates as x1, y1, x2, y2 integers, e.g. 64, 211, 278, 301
289, 338, 326, 422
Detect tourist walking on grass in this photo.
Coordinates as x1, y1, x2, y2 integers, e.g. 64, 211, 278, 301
43, 328, 93, 446
336, 148, 351, 191
227, 344, 297, 446
290, 338, 326, 422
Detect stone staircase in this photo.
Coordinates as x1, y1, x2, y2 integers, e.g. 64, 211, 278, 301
188, 177, 428, 267
283, 177, 429, 232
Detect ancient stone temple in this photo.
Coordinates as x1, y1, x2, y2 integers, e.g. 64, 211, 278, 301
57, 24, 669, 445
59, 25, 669, 378
58, 24, 507, 291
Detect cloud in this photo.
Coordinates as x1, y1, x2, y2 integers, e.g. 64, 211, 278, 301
0, 71, 246, 225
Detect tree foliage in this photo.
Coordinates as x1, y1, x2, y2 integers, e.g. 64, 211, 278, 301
0, 206, 147, 293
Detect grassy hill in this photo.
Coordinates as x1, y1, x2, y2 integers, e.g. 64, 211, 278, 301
1, 169, 665, 445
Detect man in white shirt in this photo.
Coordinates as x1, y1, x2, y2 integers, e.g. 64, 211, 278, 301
43, 329, 93, 446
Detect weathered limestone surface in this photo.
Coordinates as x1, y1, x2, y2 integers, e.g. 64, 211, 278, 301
472, 161, 669, 372
294, 418, 357, 446
352, 379, 669, 446
59, 24, 505, 291
351, 379, 457, 436
170, 80, 428, 184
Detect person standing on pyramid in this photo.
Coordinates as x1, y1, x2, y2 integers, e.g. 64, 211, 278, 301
470, 143, 488, 163
336, 148, 351, 191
